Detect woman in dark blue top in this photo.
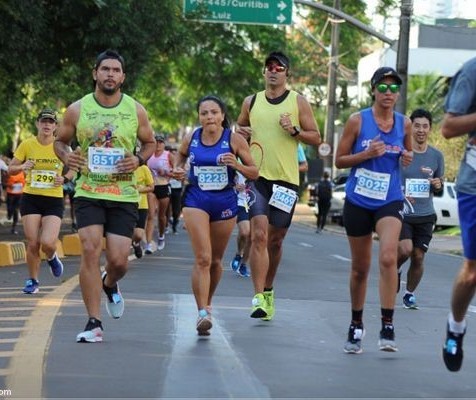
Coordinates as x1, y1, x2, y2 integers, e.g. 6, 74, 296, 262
335, 67, 413, 354
173, 95, 258, 336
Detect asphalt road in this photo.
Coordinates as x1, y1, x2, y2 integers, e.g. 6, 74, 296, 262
0, 204, 472, 399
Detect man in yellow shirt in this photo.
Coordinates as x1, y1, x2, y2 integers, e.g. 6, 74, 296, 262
236, 51, 321, 320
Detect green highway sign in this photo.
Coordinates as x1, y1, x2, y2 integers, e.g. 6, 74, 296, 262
183, 0, 293, 26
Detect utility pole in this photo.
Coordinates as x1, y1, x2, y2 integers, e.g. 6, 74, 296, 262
323, 0, 341, 174
395, 0, 413, 114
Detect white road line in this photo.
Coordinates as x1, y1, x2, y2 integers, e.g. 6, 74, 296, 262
299, 242, 313, 247
161, 294, 270, 399
331, 254, 351, 262
468, 305, 476, 313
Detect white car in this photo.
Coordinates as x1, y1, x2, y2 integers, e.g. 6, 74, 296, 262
433, 182, 459, 228
310, 181, 459, 229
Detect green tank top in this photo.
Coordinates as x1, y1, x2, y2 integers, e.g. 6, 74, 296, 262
75, 93, 139, 202
249, 90, 299, 185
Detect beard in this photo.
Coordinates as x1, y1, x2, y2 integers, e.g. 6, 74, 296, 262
97, 80, 121, 96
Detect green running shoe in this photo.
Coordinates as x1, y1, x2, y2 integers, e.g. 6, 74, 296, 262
250, 293, 267, 318
261, 289, 275, 321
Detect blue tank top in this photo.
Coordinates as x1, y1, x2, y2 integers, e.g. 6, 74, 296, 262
187, 127, 236, 190
345, 108, 405, 210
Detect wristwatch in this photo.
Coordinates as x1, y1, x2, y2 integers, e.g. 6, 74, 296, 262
136, 154, 145, 166
291, 126, 301, 137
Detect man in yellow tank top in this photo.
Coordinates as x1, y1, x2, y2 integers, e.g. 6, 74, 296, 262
236, 51, 321, 320
54, 50, 156, 343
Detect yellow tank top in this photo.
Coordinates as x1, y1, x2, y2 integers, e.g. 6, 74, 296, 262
13, 137, 64, 198
75, 93, 139, 202
249, 90, 300, 185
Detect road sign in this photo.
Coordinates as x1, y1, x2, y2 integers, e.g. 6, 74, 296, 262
318, 142, 332, 157
183, 0, 293, 26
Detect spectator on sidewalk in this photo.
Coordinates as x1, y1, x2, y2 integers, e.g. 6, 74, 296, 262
315, 171, 332, 233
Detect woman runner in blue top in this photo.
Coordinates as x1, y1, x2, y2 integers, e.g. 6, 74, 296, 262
173, 95, 258, 336
335, 67, 413, 354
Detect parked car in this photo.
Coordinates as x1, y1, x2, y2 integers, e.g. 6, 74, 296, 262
308, 181, 459, 229
433, 182, 459, 228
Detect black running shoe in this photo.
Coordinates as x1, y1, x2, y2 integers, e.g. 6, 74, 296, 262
132, 242, 143, 259
379, 324, 398, 352
443, 323, 465, 372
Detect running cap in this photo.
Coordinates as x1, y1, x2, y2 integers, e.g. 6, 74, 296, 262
37, 108, 57, 122
264, 51, 290, 69
370, 67, 402, 88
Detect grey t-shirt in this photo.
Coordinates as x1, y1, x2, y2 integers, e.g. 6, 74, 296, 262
444, 56, 476, 195
400, 145, 444, 218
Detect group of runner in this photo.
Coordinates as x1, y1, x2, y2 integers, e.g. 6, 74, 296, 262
5, 48, 475, 374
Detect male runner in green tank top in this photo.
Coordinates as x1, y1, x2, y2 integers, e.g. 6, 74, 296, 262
54, 49, 156, 343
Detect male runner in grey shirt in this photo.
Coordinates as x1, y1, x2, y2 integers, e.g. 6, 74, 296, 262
397, 108, 444, 309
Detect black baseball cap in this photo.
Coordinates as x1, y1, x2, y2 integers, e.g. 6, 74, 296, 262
36, 108, 57, 122
154, 134, 165, 142
370, 67, 402, 87
264, 51, 290, 69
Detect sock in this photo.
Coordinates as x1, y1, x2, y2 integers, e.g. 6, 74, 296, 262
405, 290, 414, 296
351, 309, 363, 326
448, 312, 466, 334
381, 308, 394, 327
198, 309, 208, 318
264, 287, 273, 293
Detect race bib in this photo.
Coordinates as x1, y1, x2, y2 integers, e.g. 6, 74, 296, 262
466, 146, 476, 171
405, 178, 430, 198
194, 166, 228, 191
88, 147, 124, 174
11, 183, 23, 194
354, 168, 390, 200
169, 179, 182, 189
30, 170, 56, 189
269, 184, 297, 213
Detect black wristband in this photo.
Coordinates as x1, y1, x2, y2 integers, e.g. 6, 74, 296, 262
63, 176, 70, 183
291, 126, 301, 137
136, 154, 145, 166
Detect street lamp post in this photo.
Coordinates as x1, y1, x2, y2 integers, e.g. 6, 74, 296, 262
395, 0, 413, 114
323, 0, 341, 175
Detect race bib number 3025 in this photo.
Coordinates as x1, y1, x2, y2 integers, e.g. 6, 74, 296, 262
88, 147, 124, 174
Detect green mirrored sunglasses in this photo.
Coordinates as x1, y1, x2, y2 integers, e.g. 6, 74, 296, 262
376, 83, 400, 94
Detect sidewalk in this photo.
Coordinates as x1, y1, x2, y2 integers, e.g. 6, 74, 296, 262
293, 202, 463, 256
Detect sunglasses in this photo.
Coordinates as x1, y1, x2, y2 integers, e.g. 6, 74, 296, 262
376, 83, 400, 93
265, 64, 287, 73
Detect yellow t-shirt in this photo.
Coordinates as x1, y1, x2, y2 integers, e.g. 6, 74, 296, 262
249, 90, 300, 185
13, 137, 64, 198
134, 165, 154, 209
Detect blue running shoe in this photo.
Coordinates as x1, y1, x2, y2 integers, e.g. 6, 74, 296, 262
230, 254, 241, 272
443, 323, 465, 372
47, 253, 64, 277
102, 271, 124, 319
238, 263, 250, 277
403, 293, 418, 309
23, 278, 39, 294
